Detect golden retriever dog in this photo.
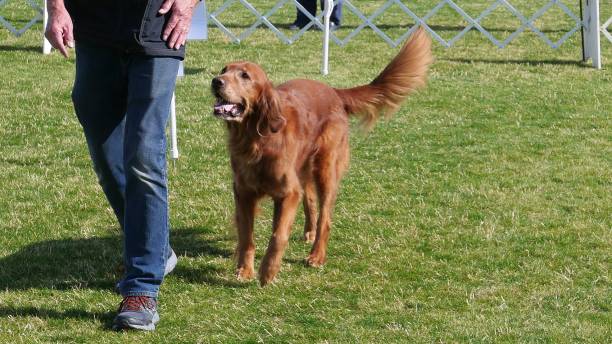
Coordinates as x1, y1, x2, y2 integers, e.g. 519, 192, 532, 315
211, 28, 432, 286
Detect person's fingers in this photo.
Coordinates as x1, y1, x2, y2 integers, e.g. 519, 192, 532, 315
158, 0, 174, 14
175, 31, 187, 50
44, 28, 56, 46
45, 8, 73, 58
63, 23, 75, 48
163, 15, 179, 41
57, 42, 68, 57
160, 1, 195, 47
46, 27, 68, 57
57, 37, 69, 57
167, 25, 183, 49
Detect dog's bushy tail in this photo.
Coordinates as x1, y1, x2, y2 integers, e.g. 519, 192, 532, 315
335, 28, 433, 129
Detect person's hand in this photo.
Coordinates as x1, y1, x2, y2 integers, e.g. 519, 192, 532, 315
159, 0, 199, 50
44, 3, 74, 58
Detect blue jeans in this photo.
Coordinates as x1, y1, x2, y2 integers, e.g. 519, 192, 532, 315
72, 41, 179, 298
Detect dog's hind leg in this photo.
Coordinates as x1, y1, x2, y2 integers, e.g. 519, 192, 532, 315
302, 175, 318, 244
259, 184, 302, 286
306, 133, 349, 267
306, 164, 338, 266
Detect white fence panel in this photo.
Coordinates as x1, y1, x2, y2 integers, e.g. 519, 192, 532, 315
602, 15, 612, 42
201, 0, 606, 68
0, 0, 42, 36
1, 0, 608, 67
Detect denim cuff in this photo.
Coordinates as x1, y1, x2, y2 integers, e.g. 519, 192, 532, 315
123, 291, 158, 298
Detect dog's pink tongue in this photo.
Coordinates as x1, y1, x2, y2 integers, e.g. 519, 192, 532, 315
214, 102, 238, 115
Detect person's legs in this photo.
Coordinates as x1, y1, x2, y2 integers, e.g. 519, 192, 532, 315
72, 41, 128, 228
331, 0, 343, 25
294, 0, 317, 28
118, 55, 180, 298
320, 0, 343, 25
73, 42, 177, 290
73, 42, 178, 331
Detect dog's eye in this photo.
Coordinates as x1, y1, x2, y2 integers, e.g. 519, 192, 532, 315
220, 67, 227, 74
241, 71, 250, 80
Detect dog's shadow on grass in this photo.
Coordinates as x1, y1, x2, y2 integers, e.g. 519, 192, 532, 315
0, 227, 235, 292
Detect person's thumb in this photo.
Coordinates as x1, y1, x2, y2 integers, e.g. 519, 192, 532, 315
158, 0, 174, 14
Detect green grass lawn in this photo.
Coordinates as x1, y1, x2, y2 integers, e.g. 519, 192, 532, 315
0, 1, 611, 342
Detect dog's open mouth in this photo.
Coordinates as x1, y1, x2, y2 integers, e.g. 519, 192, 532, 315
213, 98, 245, 121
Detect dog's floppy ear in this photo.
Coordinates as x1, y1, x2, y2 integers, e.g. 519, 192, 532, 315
256, 82, 285, 135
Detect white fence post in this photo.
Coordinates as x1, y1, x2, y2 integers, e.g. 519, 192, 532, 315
171, 1, 208, 162
170, 93, 179, 161
322, 0, 332, 75
177, 1, 208, 78
189, 1, 209, 41
42, 1, 52, 54
582, 0, 602, 69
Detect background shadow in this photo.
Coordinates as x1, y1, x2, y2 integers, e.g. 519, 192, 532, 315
0, 44, 41, 53
0, 227, 234, 292
442, 57, 586, 67
0, 305, 116, 329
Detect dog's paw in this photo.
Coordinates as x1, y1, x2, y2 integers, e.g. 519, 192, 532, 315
258, 271, 277, 286
258, 274, 275, 287
303, 231, 316, 244
304, 254, 326, 267
258, 263, 280, 286
236, 267, 255, 281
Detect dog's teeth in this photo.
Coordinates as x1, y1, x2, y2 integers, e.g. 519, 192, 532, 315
213, 101, 242, 119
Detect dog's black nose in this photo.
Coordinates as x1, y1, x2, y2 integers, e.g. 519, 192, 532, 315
212, 77, 224, 90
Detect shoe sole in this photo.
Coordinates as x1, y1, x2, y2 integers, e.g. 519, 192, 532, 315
113, 312, 160, 331
164, 249, 177, 276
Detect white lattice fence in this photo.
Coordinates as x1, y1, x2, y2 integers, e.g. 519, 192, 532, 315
603, 14, 612, 42
204, 0, 607, 69
207, 0, 603, 48
340, 0, 584, 48
0, 0, 42, 36
1, 0, 608, 67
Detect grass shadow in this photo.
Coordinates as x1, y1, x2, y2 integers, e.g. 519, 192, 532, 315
171, 227, 233, 259
169, 264, 248, 288
183, 67, 206, 76
0, 227, 234, 292
0, 44, 40, 53
218, 23, 573, 34
0, 306, 116, 329
0, 234, 122, 292
443, 57, 588, 67
166, 227, 246, 287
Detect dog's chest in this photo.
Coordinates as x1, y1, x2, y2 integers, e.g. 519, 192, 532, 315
232, 156, 292, 196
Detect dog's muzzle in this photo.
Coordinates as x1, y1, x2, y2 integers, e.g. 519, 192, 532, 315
211, 77, 245, 121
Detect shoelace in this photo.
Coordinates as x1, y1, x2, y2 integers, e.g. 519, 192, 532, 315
119, 296, 155, 312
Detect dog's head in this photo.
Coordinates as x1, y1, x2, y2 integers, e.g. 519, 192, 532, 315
211, 62, 284, 133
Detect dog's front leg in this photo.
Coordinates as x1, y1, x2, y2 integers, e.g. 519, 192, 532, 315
259, 189, 301, 286
234, 187, 258, 281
